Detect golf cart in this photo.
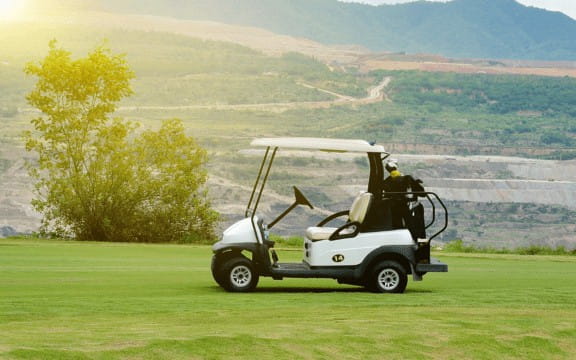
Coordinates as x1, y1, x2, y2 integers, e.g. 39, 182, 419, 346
211, 137, 448, 293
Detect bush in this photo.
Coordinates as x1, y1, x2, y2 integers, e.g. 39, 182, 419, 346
24, 41, 218, 243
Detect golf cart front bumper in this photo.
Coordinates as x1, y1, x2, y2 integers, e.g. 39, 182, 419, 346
415, 257, 448, 272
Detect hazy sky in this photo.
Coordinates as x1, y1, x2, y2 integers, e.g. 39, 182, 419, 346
340, 0, 576, 20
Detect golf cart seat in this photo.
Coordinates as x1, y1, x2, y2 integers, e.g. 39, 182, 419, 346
306, 192, 373, 241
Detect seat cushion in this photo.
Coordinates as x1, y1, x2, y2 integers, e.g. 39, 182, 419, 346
305, 226, 338, 241
349, 192, 373, 223
305, 225, 359, 241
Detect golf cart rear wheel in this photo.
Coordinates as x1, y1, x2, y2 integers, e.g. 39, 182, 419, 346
368, 260, 407, 293
220, 257, 259, 292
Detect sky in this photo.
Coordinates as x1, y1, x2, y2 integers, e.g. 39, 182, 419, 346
340, 0, 576, 20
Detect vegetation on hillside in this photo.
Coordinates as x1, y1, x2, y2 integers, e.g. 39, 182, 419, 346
2, 22, 574, 154
377, 70, 576, 148
86, 0, 576, 60
174, 99, 575, 154
0, 23, 371, 112
1, 18, 575, 248
443, 239, 576, 255
24, 42, 217, 243
382, 71, 576, 117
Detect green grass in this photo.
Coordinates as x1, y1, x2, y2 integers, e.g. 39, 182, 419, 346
444, 239, 576, 256
1, 238, 575, 359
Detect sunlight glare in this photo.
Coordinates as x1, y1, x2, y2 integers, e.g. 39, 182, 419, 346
0, 0, 25, 21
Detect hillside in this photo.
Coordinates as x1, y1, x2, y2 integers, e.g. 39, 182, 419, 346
80, 0, 576, 60
2, 20, 575, 150
0, 21, 374, 113
17, 10, 576, 78
1, 15, 575, 249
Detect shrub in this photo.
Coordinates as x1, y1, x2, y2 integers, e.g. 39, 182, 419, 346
24, 41, 218, 243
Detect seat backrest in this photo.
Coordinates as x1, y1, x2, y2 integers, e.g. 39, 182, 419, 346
349, 192, 373, 224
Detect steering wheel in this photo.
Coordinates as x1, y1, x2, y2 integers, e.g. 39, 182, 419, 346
267, 186, 314, 229
293, 186, 314, 210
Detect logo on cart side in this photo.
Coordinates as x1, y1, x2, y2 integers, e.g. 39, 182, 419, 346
332, 254, 345, 263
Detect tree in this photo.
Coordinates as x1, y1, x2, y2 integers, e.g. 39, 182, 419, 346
24, 41, 218, 243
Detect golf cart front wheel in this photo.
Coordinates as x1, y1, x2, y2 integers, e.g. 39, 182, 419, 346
220, 257, 259, 292
369, 260, 407, 293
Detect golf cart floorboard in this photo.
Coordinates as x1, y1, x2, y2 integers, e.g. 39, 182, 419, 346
270, 262, 355, 279
274, 262, 310, 270
415, 257, 448, 272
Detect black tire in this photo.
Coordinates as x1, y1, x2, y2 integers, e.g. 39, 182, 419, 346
211, 252, 246, 287
211, 255, 228, 287
368, 260, 408, 293
219, 257, 259, 292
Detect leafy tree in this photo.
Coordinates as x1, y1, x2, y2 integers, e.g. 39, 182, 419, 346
24, 41, 218, 243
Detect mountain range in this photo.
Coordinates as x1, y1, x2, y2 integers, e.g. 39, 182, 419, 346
76, 0, 576, 61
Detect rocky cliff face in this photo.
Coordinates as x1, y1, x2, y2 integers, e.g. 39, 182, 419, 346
0, 155, 40, 236
2, 148, 575, 248
427, 179, 576, 209
209, 151, 576, 248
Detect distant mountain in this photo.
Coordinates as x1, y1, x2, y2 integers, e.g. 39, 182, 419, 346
82, 0, 576, 61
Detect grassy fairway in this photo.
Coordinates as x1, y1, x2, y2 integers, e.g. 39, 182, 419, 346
0, 238, 575, 359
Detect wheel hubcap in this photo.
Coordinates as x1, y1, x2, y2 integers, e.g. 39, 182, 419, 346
378, 268, 399, 290
230, 265, 252, 287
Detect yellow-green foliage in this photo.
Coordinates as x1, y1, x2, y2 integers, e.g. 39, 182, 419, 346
24, 41, 218, 243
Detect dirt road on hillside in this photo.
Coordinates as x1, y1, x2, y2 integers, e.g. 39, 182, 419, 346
114, 77, 392, 113
19, 77, 391, 114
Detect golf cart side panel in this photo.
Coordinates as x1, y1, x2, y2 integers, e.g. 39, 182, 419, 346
355, 245, 419, 276
213, 241, 260, 254
304, 229, 414, 267
218, 217, 261, 246
270, 244, 419, 281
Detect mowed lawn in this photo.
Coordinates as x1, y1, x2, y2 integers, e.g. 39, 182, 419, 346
0, 238, 575, 359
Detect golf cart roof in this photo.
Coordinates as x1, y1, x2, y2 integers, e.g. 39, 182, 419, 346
251, 137, 386, 153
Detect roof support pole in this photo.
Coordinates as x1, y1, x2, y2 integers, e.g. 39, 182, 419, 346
252, 147, 277, 217
245, 147, 270, 217
367, 152, 385, 197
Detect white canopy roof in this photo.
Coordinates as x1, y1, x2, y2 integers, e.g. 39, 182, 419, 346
251, 137, 386, 153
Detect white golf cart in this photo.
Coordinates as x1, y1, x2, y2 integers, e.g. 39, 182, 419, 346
211, 137, 448, 293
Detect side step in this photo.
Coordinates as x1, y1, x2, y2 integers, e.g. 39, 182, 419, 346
270, 262, 356, 279
415, 257, 448, 272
